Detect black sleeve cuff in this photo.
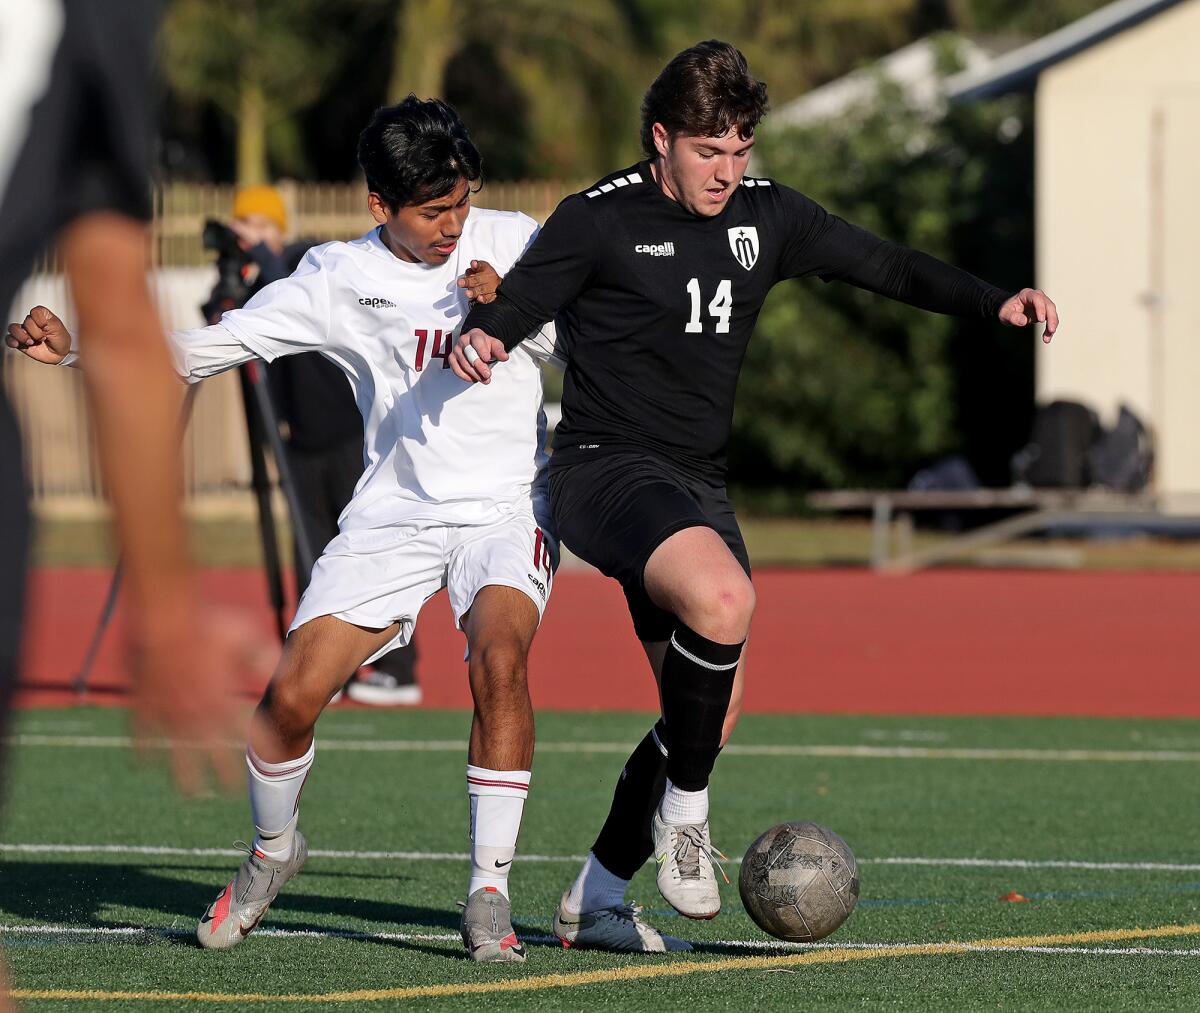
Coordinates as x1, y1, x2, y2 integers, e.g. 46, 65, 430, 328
463, 294, 545, 351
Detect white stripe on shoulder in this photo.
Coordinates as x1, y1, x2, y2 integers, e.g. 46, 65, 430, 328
741, 178, 772, 188
585, 172, 645, 198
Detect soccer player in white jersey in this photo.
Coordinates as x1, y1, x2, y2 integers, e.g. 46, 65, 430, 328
7, 98, 562, 963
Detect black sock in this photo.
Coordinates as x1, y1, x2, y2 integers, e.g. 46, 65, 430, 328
660, 624, 742, 792
591, 720, 669, 880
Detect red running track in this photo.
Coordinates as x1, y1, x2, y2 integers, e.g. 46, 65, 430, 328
17, 567, 1200, 717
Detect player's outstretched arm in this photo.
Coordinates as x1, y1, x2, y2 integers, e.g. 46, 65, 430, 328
7, 303, 271, 385
449, 327, 509, 384
998, 287, 1059, 342
6, 305, 74, 364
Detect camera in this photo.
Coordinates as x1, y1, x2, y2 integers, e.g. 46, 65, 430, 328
200, 218, 254, 324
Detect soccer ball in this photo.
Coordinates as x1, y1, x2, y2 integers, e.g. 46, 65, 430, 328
738, 821, 859, 941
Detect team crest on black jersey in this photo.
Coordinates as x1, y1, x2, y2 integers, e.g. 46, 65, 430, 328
728, 227, 759, 271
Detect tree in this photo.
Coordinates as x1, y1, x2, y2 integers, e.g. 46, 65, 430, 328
386, 0, 646, 178
638, 0, 918, 101
730, 62, 1035, 498
163, 0, 354, 183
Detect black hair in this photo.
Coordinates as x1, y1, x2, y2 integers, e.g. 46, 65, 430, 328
640, 40, 769, 158
356, 96, 483, 211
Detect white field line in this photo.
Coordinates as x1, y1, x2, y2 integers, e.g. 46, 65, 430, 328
5, 842, 1200, 873
2, 923, 1199, 958
8, 734, 1200, 764
0, 843, 580, 862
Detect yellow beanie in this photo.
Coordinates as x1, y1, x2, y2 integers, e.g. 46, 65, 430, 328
233, 185, 288, 232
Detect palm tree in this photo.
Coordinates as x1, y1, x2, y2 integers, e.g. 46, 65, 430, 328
163, 0, 348, 184
386, 0, 644, 178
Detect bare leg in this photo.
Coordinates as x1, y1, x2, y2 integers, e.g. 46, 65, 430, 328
251, 615, 400, 763
459, 585, 540, 922
462, 586, 539, 770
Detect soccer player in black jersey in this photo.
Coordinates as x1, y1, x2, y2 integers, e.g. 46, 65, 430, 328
450, 40, 1058, 951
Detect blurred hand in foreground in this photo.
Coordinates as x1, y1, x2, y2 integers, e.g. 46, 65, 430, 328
130, 601, 275, 795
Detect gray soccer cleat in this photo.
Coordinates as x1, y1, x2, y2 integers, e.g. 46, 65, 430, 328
196, 833, 308, 950
553, 892, 692, 953
652, 810, 727, 919
460, 886, 526, 962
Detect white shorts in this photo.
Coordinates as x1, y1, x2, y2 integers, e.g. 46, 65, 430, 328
289, 509, 557, 665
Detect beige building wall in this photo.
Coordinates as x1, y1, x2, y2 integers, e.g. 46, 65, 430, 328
1037, 0, 1200, 506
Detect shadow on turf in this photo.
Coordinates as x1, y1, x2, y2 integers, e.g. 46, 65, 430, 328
0, 860, 471, 957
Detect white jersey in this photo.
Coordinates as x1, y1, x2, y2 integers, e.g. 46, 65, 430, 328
169, 208, 560, 530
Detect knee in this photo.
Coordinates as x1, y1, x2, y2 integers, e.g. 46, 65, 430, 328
687, 578, 755, 644
471, 640, 529, 703
260, 680, 322, 742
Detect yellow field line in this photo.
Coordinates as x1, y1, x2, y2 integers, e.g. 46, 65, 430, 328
10, 923, 1200, 1004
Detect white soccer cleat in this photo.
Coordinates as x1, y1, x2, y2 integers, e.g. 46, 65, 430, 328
652, 810, 727, 919
196, 833, 308, 950
345, 669, 423, 707
553, 892, 692, 953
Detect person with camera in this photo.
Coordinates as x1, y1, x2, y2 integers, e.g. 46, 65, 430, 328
215, 185, 424, 706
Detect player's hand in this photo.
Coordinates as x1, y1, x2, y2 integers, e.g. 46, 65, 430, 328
129, 599, 274, 795
457, 260, 501, 304
449, 327, 508, 384
998, 288, 1059, 343
5, 305, 74, 364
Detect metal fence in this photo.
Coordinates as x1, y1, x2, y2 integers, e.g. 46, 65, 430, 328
2, 180, 577, 511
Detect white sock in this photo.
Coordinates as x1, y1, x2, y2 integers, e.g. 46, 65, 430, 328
563, 851, 630, 914
247, 741, 314, 860
659, 777, 708, 825
466, 765, 530, 900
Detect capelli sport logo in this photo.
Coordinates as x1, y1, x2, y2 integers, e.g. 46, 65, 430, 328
358, 296, 397, 309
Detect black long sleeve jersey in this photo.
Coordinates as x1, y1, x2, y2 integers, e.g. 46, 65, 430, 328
465, 161, 1011, 480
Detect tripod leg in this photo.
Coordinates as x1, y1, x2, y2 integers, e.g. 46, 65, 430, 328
243, 360, 318, 575
73, 386, 200, 695
72, 562, 123, 695
239, 366, 288, 642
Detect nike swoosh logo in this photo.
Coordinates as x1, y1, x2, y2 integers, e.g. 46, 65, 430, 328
199, 910, 214, 924
240, 910, 268, 937
494, 859, 513, 869
656, 854, 668, 866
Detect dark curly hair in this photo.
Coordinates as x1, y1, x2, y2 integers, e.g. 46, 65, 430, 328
356, 96, 482, 211
640, 40, 769, 157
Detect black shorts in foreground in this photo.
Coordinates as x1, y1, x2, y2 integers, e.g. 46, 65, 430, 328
548, 452, 750, 643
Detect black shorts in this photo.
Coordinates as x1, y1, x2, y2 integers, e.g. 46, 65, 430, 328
548, 451, 750, 642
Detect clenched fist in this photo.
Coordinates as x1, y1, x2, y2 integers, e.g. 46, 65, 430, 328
6, 305, 73, 364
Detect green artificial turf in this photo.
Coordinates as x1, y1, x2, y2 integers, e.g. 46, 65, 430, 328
3, 708, 1200, 1010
